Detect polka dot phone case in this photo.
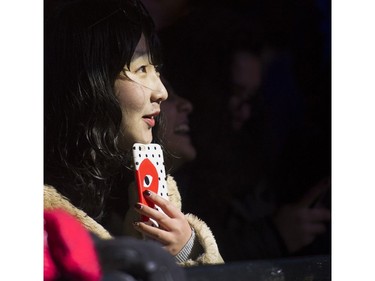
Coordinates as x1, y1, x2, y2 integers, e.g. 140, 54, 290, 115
132, 143, 168, 225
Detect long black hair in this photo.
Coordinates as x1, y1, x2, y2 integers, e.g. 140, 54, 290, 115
44, 0, 164, 220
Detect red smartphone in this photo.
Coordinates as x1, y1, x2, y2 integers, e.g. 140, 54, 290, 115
132, 143, 168, 225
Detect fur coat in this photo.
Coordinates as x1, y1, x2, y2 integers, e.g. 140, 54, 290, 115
44, 176, 224, 266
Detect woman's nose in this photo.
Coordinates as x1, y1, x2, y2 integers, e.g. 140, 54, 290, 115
151, 76, 168, 103
178, 97, 193, 113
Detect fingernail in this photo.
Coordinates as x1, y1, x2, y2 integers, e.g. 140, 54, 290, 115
135, 203, 142, 209
143, 190, 151, 197
133, 221, 140, 227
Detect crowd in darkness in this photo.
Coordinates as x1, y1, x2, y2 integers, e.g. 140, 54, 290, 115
44, 0, 331, 266
141, 0, 331, 261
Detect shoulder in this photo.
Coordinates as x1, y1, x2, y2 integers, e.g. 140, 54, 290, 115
44, 184, 70, 209
44, 185, 112, 239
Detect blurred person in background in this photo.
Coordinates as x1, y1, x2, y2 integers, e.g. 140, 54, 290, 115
141, 0, 331, 261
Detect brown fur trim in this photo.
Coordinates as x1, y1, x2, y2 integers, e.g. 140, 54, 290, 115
44, 185, 112, 239
166, 176, 224, 265
181, 213, 225, 265
166, 176, 182, 209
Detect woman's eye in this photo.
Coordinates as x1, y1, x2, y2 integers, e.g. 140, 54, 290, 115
136, 65, 147, 73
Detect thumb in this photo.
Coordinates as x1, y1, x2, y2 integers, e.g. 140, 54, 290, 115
297, 177, 331, 208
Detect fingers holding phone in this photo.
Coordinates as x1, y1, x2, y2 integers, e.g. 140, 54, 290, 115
131, 144, 192, 255
133, 190, 192, 255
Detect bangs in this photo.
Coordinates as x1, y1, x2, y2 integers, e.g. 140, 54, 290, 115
86, 0, 162, 77
50, 0, 162, 82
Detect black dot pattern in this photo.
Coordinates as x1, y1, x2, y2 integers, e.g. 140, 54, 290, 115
132, 143, 169, 223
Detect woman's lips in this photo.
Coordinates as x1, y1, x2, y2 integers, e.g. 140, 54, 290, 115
143, 112, 159, 128
174, 123, 190, 135
143, 116, 156, 128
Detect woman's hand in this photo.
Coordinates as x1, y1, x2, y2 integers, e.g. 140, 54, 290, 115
272, 178, 331, 253
133, 190, 192, 256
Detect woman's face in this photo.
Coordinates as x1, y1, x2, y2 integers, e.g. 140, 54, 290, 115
115, 34, 168, 149
161, 81, 196, 170
229, 50, 262, 131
